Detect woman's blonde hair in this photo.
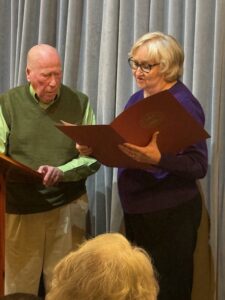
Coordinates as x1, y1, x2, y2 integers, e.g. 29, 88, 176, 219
129, 31, 184, 82
46, 233, 159, 300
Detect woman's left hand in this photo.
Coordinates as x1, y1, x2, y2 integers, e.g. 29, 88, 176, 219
118, 131, 161, 165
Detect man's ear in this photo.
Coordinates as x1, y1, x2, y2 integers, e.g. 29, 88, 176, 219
26, 67, 30, 82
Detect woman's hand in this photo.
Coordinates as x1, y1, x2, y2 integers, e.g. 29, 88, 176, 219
118, 131, 161, 165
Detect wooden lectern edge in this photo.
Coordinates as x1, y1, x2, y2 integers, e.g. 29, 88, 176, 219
0, 153, 43, 181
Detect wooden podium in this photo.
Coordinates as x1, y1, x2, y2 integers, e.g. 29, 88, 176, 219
0, 153, 42, 295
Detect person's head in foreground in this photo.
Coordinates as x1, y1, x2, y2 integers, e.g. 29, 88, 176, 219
46, 233, 159, 300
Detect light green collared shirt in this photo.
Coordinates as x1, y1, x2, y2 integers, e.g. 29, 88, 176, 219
0, 86, 98, 175
29, 84, 61, 107
0, 106, 8, 154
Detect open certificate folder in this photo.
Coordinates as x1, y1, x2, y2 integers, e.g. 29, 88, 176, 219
56, 90, 210, 169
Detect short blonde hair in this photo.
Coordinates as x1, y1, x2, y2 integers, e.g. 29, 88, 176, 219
129, 31, 184, 82
46, 233, 159, 300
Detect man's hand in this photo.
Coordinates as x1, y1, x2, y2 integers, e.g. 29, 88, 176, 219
118, 131, 161, 165
76, 143, 93, 156
37, 165, 64, 187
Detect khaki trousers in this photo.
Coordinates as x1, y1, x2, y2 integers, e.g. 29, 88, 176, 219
5, 194, 88, 295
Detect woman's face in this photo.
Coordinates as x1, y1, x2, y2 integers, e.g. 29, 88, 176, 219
131, 45, 167, 95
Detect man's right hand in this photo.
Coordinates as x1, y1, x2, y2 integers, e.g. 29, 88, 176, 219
76, 143, 93, 156
37, 165, 64, 187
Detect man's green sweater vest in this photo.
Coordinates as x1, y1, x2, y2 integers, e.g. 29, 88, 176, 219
0, 84, 97, 214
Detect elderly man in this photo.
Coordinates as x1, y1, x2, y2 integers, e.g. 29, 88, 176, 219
0, 44, 100, 295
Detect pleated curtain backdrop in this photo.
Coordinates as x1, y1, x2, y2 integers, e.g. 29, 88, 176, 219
0, 0, 224, 299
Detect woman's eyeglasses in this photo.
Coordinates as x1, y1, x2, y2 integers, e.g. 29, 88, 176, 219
128, 58, 160, 73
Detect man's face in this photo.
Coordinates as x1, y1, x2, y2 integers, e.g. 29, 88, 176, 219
26, 56, 62, 103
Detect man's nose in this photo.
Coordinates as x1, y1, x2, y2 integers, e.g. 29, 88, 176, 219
49, 75, 57, 86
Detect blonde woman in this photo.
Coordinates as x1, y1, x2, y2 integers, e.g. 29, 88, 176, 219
46, 233, 159, 300
77, 32, 208, 300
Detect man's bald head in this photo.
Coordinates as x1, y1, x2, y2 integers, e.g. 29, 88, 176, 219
26, 44, 62, 103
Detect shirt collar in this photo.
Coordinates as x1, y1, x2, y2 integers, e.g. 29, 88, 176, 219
29, 84, 60, 107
